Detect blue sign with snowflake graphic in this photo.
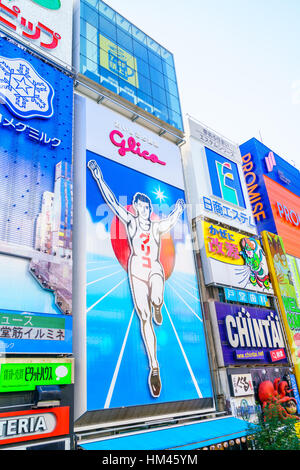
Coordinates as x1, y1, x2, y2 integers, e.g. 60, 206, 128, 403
0, 36, 73, 354
0, 56, 54, 119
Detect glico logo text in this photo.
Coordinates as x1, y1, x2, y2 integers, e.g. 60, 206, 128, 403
109, 130, 166, 166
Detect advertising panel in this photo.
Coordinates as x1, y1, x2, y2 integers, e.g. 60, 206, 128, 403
181, 116, 256, 234
230, 373, 254, 397
263, 175, 300, 259
224, 287, 270, 307
0, 0, 73, 68
0, 37, 73, 354
262, 231, 300, 390
0, 406, 69, 446
288, 255, 300, 308
200, 221, 273, 294
210, 302, 287, 367
0, 358, 74, 392
74, 96, 214, 422
240, 138, 300, 236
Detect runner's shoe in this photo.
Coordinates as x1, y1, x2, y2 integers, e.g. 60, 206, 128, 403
148, 368, 161, 398
153, 305, 163, 326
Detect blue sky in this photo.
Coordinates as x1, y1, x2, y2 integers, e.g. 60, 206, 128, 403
104, 0, 300, 168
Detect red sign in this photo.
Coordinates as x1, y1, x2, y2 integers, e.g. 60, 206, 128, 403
0, 406, 69, 446
270, 349, 286, 362
0, 1, 61, 50
109, 130, 166, 166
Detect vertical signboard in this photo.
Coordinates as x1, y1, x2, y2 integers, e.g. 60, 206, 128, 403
0, 0, 73, 68
262, 231, 300, 390
181, 117, 257, 234
74, 96, 214, 423
0, 37, 73, 354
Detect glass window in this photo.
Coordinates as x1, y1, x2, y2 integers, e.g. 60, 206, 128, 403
116, 28, 133, 54
116, 13, 131, 34
81, 1, 98, 29
152, 84, 167, 106
166, 92, 181, 114
168, 109, 183, 130
85, 22, 98, 47
160, 47, 175, 67
149, 66, 165, 88
99, 66, 118, 93
132, 38, 148, 61
162, 62, 176, 82
136, 58, 149, 79
164, 78, 179, 97
98, 1, 116, 22
85, 0, 98, 8
99, 15, 117, 42
131, 26, 147, 46
118, 77, 137, 105
148, 50, 163, 73
137, 89, 153, 113
138, 73, 152, 95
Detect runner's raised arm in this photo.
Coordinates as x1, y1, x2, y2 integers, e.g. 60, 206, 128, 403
88, 160, 131, 224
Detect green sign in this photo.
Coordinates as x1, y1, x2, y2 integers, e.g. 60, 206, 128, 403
30, 0, 61, 10
0, 362, 72, 392
0, 312, 65, 329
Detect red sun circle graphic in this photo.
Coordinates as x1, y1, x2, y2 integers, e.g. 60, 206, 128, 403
110, 205, 176, 280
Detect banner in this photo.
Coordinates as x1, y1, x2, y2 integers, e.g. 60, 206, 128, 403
262, 231, 300, 391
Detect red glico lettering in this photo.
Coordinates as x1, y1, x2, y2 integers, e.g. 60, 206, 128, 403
109, 130, 166, 166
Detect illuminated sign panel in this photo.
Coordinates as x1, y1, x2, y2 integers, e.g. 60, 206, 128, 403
0, 0, 73, 68
262, 231, 300, 392
206, 148, 246, 208
264, 175, 300, 258
0, 358, 74, 392
200, 221, 273, 294
181, 117, 256, 234
0, 38, 73, 354
74, 96, 214, 422
0, 407, 69, 446
211, 302, 287, 366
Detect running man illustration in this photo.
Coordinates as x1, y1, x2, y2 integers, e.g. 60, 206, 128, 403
88, 160, 185, 398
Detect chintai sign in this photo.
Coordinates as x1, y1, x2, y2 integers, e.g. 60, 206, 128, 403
210, 302, 287, 366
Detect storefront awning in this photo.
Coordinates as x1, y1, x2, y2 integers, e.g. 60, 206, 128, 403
80, 416, 253, 450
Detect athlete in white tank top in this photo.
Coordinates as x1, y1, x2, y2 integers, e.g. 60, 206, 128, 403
88, 160, 185, 398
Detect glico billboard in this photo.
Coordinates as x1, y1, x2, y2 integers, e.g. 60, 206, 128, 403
73, 96, 214, 425
0, 0, 73, 68
0, 37, 73, 354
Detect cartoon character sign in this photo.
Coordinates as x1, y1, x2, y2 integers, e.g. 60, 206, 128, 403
88, 160, 185, 398
239, 237, 270, 290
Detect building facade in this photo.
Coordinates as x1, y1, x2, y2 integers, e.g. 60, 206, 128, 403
181, 117, 299, 428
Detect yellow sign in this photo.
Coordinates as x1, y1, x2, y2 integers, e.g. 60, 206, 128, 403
99, 34, 139, 88
262, 231, 300, 392
203, 221, 243, 266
